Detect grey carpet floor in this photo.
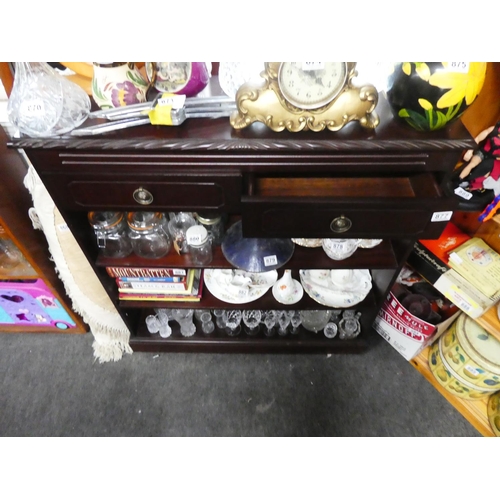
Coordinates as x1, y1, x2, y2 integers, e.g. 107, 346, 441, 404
0, 329, 480, 437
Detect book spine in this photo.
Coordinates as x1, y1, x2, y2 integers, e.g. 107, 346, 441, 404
117, 276, 186, 283
117, 279, 189, 292
119, 271, 203, 301
106, 267, 187, 278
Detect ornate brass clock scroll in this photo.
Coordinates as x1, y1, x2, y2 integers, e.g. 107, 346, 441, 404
230, 62, 379, 132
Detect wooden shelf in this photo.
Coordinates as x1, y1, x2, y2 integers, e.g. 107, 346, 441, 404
130, 308, 369, 354
410, 347, 494, 437
97, 239, 399, 271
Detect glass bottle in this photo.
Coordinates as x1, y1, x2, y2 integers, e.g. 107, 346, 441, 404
127, 212, 171, 259
186, 225, 213, 266
88, 211, 133, 258
195, 212, 225, 246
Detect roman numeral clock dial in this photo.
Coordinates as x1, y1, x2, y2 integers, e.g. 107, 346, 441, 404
230, 62, 379, 132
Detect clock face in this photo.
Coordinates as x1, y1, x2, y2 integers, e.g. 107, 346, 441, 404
278, 62, 347, 110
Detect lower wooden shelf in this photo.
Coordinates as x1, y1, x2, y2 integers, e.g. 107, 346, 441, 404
129, 310, 369, 354
411, 347, 494, 437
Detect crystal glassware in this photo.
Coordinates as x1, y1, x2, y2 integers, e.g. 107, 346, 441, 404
299, 310, 331, 333
277, 310, 292, 336
321, 238, 358, 260
7, 62, 91, 137
242, 309, 262, 336
263, 310, 278, 337
338, 311, 361, 339
290, 310, 302, 334
145, 314, 160, 334
323, 322, 338, 339
171, 309, 196, 337
223, 310, 242, 336
213, 309, 226, 330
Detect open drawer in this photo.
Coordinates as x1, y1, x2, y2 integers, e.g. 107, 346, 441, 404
241, 173, 457, 239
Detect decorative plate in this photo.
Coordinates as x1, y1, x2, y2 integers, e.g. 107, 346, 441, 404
204, 268, 277, 305
299, 269, 372, 308
291, 238, 323, 248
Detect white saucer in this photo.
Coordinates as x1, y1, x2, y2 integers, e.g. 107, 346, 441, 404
299, 269, 372, 308
204, 269, 277, 304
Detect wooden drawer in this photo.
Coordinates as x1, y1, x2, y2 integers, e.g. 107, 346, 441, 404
41, 172, 242, 212
241, 174, 457, 239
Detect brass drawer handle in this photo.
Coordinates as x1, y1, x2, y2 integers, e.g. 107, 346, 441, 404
330, 215, 352, 233
133, 187, 153, 205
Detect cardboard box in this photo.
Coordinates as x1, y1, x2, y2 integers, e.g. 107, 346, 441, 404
406, 223, 497, 319
448, 237, 500, 300
373, 290, 461, 361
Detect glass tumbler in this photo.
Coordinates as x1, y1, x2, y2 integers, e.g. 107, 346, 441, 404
88, 211, 133, 258
127, 212, 171, 259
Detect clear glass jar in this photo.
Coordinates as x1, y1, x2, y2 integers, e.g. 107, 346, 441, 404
127, 212, 171, 259
167, 212, 196, 254
186, 225, 213, 266
195, 212, 225, 246
88, 211, 133, 258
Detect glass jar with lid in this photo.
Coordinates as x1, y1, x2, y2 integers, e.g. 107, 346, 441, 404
186, 224, 213, 266
127, 212, 171, 259
88, 211, 133, 258
195, 212, 225, 246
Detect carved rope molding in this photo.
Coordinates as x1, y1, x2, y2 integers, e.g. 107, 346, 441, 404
9, 137, 475, 151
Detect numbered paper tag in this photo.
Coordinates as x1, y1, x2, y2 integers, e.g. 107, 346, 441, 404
20, 99, 45, 117
236, 287, 249, 298
57, 223, 70, 233
454, 187, 473, 200
302, 62, 325, 71
330, 242, 348, 251
448, 62, 470, 74
263, 255, 278, 267
431, 211, 453, 222
158, 93, 186, 109
464, 364, 480, 377
187, 233, 203, 246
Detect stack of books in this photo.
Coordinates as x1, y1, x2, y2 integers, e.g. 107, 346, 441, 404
105, 267, 203, 302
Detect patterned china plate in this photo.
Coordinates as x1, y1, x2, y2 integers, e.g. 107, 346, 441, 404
291, 238, 323, 248
299, 269, 372, 308
204, 268, 277, 304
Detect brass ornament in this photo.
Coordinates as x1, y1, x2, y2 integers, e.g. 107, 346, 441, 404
230, 62, 379, 132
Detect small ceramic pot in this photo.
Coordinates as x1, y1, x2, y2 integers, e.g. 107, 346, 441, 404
386, 62, 487, 131
145, 62, 210, 97
91, 62, 149, 109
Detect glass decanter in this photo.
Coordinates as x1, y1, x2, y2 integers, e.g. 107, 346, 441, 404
7, 62, 90, 137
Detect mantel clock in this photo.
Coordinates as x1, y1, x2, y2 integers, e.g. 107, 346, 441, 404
230, 62, 379, 132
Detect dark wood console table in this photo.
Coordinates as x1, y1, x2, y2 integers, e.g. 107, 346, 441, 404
10, 93, 474, 353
